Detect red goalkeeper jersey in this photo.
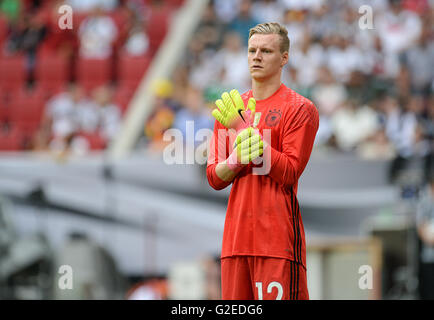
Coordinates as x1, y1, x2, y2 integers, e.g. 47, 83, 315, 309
206, 84, 319, 269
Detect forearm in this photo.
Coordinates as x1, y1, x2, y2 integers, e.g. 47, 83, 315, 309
215, 161, 243, 182
207, 122, 240, 189
206, 161, 243, 190
267, 147, 299, 187
266, 127, 316, 189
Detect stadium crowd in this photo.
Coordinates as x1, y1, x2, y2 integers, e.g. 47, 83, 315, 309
146, 0, 433, 171
0, 0, 181, 155
0, 0, 432, 165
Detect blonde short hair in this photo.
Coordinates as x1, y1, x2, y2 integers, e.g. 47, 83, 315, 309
248, 22, 290, 53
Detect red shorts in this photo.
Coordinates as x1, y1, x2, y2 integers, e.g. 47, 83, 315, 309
221, 256, 309, 300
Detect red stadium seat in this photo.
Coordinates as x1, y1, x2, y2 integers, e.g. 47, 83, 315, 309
31, 83, 64, 102
0, 89, 10, 123
0, 87, 14, 123
0, 55, 27, 91
9, 89, 46, 135
0, 14, 8, 46
73, 12, 89, 31
35, 53, 70, 91
146, 8, 172, 56
117, 53, 151, 89
144, 0, 185, 7
109, 9, 128, 35
0, 100, 9, 124
110, 8, 131, 52
168, 0, 185, 8
0, 126, 23, 151
76, 58, 112, 92
113, 84, 135, 114
78, 131, 106, 150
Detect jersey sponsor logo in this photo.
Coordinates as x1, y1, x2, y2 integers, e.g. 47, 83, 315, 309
265, 109, 281, 127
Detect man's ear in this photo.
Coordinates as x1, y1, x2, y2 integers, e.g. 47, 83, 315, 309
281, 51, 289, 67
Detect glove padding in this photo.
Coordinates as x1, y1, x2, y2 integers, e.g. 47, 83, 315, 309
227, 127, 265, 169
212, 89, 256, 131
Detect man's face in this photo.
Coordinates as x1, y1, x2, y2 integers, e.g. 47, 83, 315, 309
248, 34, 288, 82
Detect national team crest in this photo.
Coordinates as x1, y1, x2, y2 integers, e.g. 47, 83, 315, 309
265, 109, 281, 127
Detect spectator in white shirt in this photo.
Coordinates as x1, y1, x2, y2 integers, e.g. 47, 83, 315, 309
382, 94, 427, 158
43, 84, 87, 140
280, 0, 324, 11
288, 33, 324, 88
211, 31, 250, 93
356, 127, 396, 160
281, 8, 307, 52
88, 86, 121, 141
252, 0, 284, 24
331, 99, 380, 151
42, 84, 92, 156
326, 35, 366, 83
124, 24, 149, 56
213, 0, 240, 24
78, 6, 118, 59
401, 27, 434, 95
311, 66, 348, 116
376, 0, 422, 54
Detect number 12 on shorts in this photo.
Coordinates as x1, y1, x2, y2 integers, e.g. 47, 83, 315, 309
255, 281, 283, 300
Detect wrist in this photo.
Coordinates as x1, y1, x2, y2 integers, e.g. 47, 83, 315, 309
226, 148, 243, 171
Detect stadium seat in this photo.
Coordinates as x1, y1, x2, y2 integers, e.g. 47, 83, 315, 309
0, 15, 7, 46
0, 89, 10, 121
9, 89, 46, 135
109, 9, 128, 36
146, 8, 172, 56
0, 87, 15, 124
117, 53, 151, 89
0, 55, 27, 91
32, 83, 65, 102
73, 12, 89, 31
144, 0, 184, 7
0, 126, 23, 151
76, 58, 112, 92
0, 100, 9, 124
167, 0, 185, 8
113, 84, 135, 114
78, 132, 106, 150
35, 53, 70, 91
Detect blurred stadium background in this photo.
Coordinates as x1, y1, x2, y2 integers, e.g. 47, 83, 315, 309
0, 0, 433, 300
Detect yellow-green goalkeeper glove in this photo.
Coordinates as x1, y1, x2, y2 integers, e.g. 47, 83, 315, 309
212, 89, 256, 131
226, 127, 266, 170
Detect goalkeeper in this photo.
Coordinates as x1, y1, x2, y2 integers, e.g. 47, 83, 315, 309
206, 23, 319, 300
